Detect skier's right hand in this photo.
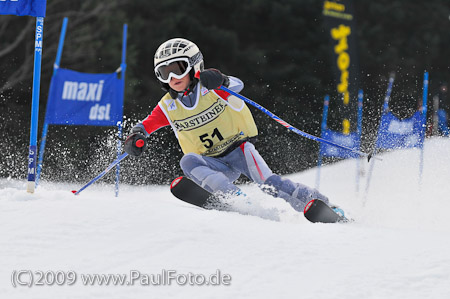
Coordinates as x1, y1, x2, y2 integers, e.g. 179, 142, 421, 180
124, 126, 148, 157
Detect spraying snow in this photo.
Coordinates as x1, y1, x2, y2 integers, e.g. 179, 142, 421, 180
1, 138, 449, 299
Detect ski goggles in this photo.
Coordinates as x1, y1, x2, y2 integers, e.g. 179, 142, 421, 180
154, 57, 192, 83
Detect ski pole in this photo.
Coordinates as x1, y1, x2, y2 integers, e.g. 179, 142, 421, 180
219, 85, 378, 161
72, 152, 128, 195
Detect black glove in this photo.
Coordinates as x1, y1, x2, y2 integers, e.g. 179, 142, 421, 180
199, 69, 230, 90
124, 127, 148, 157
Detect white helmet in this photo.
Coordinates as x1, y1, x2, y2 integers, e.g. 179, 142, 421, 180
154, 38, 204, 84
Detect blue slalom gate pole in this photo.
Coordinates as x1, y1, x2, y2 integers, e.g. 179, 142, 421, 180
27, 17, 45, 193
356, 89, 363, 193
114, 23, 127, 197
315, 95, 329, 190
419, 71, 429, 185
36, 17, 68, 187
53, 17, 68, 72
364, 73, 395, 201
219, 86, 375, 160
120, 24, 128, 79
115, 122, 123, 197
73, 153, 128, 195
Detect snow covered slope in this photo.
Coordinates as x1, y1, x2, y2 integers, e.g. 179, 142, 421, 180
1, 138, 449, 299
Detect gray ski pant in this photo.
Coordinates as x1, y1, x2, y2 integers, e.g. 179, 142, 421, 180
179, 142, 329, 212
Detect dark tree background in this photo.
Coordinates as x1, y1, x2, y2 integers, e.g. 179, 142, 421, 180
0, 0, 449, 185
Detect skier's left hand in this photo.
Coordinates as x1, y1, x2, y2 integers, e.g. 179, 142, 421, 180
199, 69, 229, 90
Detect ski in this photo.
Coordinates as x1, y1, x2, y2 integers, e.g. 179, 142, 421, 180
170, 176, 232, 211
170, 176, 213, 208
170, 176, 349, 223
303, 199, 349, 223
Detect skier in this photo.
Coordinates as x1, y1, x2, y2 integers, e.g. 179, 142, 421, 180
124, 38, 331, 213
